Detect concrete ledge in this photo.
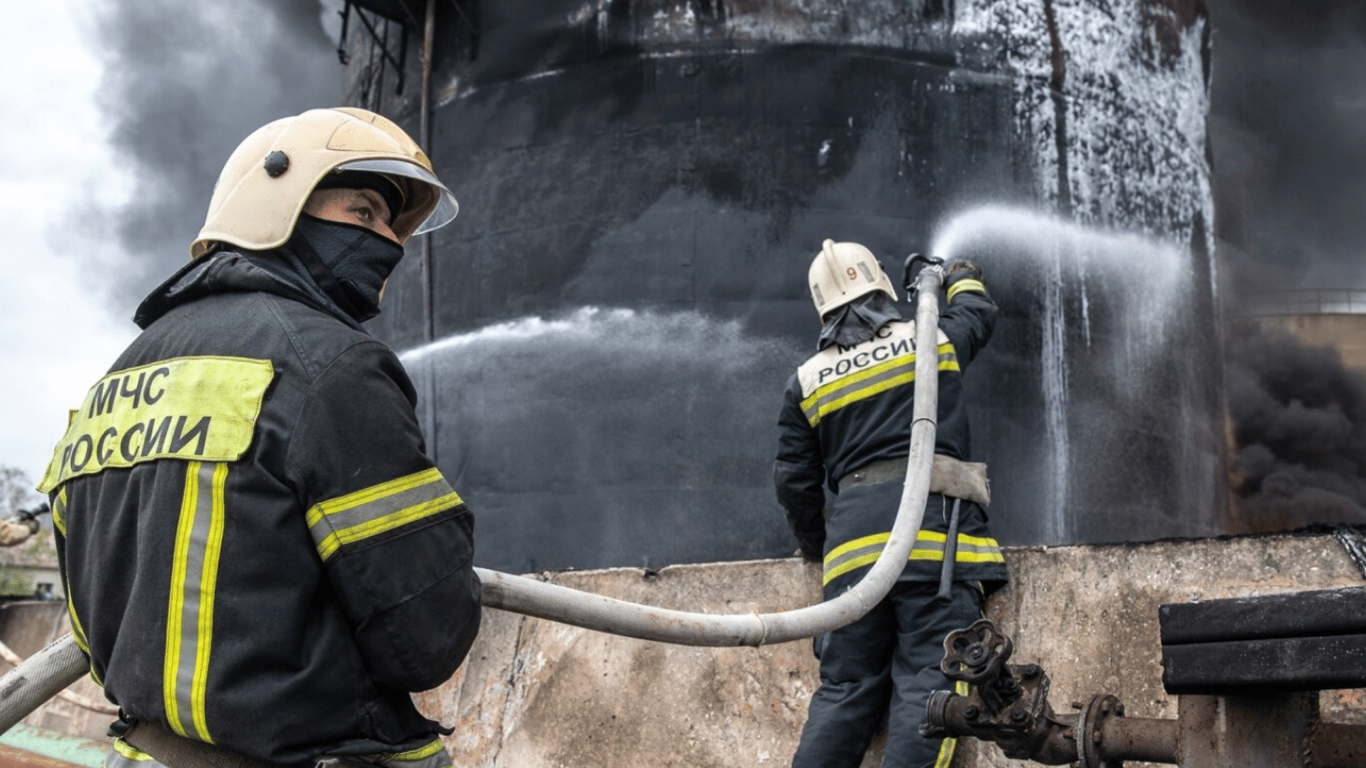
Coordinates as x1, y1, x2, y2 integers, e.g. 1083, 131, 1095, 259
417, 532, 1366, 767
7, 532, 1363, 766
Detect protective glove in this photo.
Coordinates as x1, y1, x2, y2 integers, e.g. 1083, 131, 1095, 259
944, 260, 984, 285
795, 538, 824, 564
794, 522, 825, 563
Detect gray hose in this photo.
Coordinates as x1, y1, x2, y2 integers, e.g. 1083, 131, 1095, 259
476, 264, 946, 645
0, 266, 946, 730
0, 634, 88, 732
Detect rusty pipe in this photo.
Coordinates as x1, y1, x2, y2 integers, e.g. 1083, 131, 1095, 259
1092, 714, 1179, 765
924, 689, 1079, 765
925, 639, 1183, 768
928, 691, 1181, 767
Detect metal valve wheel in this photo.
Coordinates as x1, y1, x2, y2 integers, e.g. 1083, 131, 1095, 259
940, 619, 1013, 686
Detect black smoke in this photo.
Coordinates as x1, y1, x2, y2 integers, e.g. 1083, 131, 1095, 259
1207, 0, 1366, 531
74, 1, 1366, 536
1225, 324, 1366, 531
1207, 0, 1366, 294
81, 0, 343, 311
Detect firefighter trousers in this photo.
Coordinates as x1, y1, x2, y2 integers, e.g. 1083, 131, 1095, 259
791, 580, 983, 768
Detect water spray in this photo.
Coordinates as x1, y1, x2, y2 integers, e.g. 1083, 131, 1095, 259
930, 204, 1198, 541
0, 261, 951, 731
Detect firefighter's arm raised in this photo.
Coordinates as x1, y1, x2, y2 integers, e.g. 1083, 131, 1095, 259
940, 261, 998, 366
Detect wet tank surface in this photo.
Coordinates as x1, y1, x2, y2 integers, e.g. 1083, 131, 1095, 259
345, 0, 1227, 573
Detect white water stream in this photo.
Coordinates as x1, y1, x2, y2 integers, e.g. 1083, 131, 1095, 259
932, 204, 1192, 539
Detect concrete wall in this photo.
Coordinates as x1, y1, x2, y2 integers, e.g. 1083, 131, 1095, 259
6, 532, 1364, 765
1238, 314, 1366, 374
414, 532, 1366, 768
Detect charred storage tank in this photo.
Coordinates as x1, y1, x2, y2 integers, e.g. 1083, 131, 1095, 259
339, 0, 1227, 574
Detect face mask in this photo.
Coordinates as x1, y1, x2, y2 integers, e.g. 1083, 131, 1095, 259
291, 213, 405, 322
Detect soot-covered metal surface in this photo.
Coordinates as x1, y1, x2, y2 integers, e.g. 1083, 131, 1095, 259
349, 0, 1227, 574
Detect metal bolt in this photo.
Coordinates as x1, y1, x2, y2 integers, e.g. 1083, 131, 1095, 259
1020, 664, 1041, 679
263, 151, 290, 178
1010, 709, 1029, 724
964, 705, 980, 721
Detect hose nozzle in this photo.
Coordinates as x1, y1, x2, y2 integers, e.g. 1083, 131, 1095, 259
903, 253, 945, 292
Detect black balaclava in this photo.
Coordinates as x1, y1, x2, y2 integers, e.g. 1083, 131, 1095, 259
289, 212, 404, 323
817, 291, 903, 350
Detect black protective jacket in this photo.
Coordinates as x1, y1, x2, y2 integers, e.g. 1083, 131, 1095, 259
39, 250, 480, 767
774, 273, 1007, 593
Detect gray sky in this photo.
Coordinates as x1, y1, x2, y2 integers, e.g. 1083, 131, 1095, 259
1, 2, 136, 487
0, 0, 341, 486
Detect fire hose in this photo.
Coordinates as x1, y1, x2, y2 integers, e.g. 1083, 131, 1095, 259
0, 260, 949, 733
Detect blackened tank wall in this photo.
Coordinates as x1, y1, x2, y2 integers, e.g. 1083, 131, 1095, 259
348, 0, 1227, 574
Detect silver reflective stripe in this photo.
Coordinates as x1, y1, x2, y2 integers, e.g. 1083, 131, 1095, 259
165, 461, 228, 743
307, 468, 462, 562
800, 355, 918, 426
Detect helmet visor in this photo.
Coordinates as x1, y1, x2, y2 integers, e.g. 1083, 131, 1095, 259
335, 158, 459, 237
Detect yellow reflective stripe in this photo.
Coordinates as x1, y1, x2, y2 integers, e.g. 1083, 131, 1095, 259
165, 461, 226, 743
53, 487, 98, 684
946, 278, 986, 302
112, 739, 156, 762
822, 530, 1004, 586
802, 358, 917, 427
800, 343, 959, 427
62, 578, 90, 656
51, 488, 66, 536
307, 468, 462, 562
364, 738, 452, 768
390, 739, 448, 761
933, 736, 957, 768
61, 581, 96, 684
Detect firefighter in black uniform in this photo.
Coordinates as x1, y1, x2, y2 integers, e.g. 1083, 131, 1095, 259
38, 108, 479, 768
775, 240, 1007, 768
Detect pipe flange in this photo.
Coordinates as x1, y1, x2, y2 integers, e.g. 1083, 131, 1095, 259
1077, 694, 1125, 768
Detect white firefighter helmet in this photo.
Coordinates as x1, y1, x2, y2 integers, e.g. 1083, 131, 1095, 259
808, 239, 898, 318
190, 107, 458, 259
